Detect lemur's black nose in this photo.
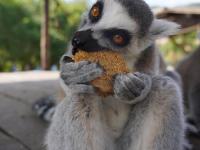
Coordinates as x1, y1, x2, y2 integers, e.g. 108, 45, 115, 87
72, 37, 81, 47
72, 31, 88, 48
71, 30, 106, 54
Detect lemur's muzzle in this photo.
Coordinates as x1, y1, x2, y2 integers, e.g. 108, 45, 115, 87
72, 29, 106, 55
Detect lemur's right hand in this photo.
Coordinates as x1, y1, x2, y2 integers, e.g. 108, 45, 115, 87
60, 55, 103, 94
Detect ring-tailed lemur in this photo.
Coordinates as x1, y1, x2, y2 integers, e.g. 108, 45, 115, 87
45, 0, 186, 149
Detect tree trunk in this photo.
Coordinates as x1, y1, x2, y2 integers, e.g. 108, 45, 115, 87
40, 0, 49, 70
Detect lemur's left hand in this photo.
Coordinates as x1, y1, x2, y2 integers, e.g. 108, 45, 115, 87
113, 72, 152, 104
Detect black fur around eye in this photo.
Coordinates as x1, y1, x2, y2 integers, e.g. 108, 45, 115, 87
89, 1, 103, 23
103, 29, 131, 47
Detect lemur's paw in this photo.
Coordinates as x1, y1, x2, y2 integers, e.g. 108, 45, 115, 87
60, 55, 103, 85
113, 72, 152, 104
32, 96, 56, 122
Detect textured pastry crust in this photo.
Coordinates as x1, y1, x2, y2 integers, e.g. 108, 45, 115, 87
73, 50, 129, 96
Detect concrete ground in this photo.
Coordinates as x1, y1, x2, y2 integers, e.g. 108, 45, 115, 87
0, 71, 60, 150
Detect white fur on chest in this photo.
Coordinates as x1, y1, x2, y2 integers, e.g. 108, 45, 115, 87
102, 96, 131, 138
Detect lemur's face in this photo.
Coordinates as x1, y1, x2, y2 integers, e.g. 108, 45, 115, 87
71, 0, 154, 57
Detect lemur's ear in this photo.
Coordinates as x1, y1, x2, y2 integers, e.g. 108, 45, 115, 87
148, 19, 180, 40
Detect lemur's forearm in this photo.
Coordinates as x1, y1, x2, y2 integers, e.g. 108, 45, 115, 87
150, 76, 184, 150
117, 76, 185, 150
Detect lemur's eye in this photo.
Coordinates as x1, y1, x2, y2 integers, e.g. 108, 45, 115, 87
113, 35, 124, 45
91, 6, 100, 17
103, 28, 131, 47
89, 2, 103, 23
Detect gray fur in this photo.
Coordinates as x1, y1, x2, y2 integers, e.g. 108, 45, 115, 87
134, 44, 162, 74
116, 0, 153, 37
46, 0, 185, 149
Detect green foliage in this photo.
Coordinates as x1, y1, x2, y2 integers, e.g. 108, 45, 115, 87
159, 31, 199, 66
0, 0, 40, 71
0, 0, 86, 71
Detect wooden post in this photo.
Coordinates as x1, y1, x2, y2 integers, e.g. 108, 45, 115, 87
40, 0, 49, 70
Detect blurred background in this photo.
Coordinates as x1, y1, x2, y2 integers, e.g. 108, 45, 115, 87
0, 0, 199, 150
0, 0, 199, 72
0, 0, 87, 72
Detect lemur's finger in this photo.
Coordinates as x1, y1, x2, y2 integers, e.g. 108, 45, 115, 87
60, 72, 75, 83
114, 74, 142, 97
126, 73, 145, 95
114, 75, 136, 99
61, 61, 90, 72
68, 68, 103, 84
61, 65, 103, 85
60, 63, 89, 79
60, 55, 74, 63
78, 63, 102, 74
125, 79, 141, 97
127, 73, 145, 89
68, 84, 95, 94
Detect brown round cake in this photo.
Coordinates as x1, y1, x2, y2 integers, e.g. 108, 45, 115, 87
73, 50, 130, 96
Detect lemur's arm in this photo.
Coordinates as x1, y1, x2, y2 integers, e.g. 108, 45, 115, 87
111, 67, 185, 150
148, 76, 185, 150
113, 72, 184, 150
116, 74, 185, 150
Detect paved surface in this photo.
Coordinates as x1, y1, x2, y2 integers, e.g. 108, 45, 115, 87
0, 71, 60, 150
